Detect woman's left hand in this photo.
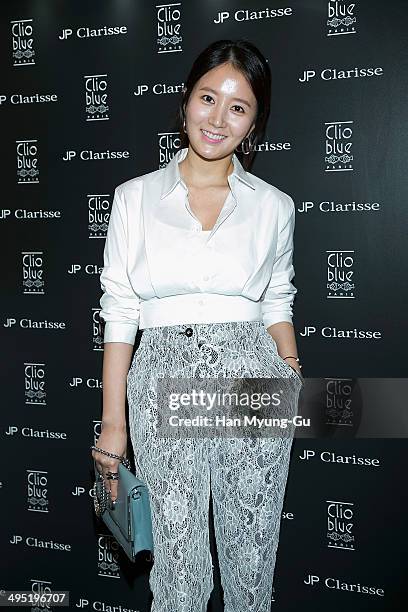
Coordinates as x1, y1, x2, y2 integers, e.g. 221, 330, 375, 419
284, 357, 303, 378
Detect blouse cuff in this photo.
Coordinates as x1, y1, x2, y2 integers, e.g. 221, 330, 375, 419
262, 312, 294, 329
103, 321, 138, 345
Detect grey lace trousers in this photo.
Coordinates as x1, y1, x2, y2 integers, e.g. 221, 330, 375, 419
126, 321, 302, 612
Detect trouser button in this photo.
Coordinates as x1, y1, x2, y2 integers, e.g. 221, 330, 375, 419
184, 327, 193, 337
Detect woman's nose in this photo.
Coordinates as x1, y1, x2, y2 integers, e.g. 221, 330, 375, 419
209, 108, 226, 128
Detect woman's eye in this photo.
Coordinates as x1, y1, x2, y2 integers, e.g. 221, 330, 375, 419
201, 96, 244, 113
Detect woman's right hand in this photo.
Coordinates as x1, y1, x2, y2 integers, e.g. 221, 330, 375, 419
92, 424, 127, 502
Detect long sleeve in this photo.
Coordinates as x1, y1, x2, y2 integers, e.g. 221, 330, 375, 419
261, 195, 298, 328
99, 186, 140, 345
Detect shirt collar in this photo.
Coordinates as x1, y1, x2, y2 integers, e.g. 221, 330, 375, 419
160, 146, 256, 200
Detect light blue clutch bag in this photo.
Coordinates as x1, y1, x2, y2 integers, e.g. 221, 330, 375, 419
92, 457, 154, 563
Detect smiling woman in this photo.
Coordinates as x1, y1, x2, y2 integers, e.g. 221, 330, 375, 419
174, 46, 268, 233
177, 40, 270, 169
94, 38, 303, 612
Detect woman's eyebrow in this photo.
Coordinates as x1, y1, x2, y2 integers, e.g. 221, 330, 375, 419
198, 87, 252, 108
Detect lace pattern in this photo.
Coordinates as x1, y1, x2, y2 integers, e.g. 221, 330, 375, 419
127, 321, 301, 612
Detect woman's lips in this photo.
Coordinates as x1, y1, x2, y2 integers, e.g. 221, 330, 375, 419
201, 129, 227, 144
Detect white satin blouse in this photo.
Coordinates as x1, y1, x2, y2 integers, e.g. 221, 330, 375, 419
99, 147, 298, 345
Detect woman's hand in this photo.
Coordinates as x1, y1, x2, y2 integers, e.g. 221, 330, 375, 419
92, 424, 127, 502
284, 357, 304, 379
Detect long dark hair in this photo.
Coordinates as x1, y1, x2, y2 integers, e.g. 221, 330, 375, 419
175, 39, 271, 170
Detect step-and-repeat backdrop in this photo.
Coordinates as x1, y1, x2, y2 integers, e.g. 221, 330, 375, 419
2, 1, 407, 611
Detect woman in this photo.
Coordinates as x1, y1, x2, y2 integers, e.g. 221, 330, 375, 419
92, 39, 304, 612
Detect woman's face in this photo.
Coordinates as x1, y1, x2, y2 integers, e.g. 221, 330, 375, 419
184, 62, 258, 159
